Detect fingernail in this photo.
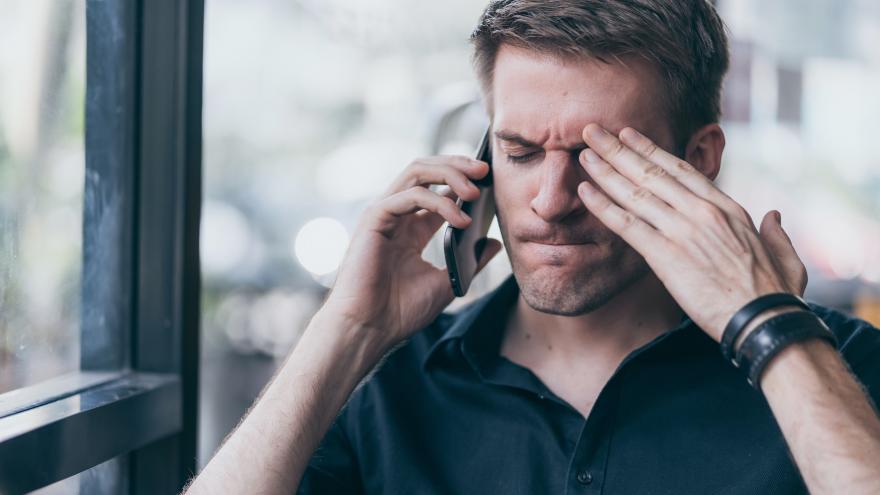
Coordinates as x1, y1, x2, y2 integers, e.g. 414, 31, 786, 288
582, 148, 600, 163
620, 127, 643, 142
578, 181, 594, 196
461, 211, 472, 221
586, 124, 609, 141
774, 211, 782, 224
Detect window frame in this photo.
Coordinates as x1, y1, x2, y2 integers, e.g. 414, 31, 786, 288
0, 0, 203, 493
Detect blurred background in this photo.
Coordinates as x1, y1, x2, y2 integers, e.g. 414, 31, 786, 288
0, 0, 85, 395
1, 0, 879, 476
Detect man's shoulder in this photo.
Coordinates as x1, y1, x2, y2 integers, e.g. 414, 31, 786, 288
335, 306, 475, 430
808, 301, 880, 371
360, 307, 467, 387
365, 282, 511, 381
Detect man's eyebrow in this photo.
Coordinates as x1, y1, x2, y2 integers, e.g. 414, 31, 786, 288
494, 130, 541, 147
494, 129, 589, 152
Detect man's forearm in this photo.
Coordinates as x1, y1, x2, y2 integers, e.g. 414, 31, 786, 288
185, 310, 387, 495
761, 337, 880, 494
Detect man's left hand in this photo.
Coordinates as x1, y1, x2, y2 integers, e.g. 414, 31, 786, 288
577, 123, 808, 342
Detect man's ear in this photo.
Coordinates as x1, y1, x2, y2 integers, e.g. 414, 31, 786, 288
683, 123, 725, 182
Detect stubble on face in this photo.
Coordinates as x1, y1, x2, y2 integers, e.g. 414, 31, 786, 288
489, 46, 673, 317
497, 210, 652, 316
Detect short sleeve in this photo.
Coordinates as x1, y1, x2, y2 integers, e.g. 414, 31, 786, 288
296, 415, 364, 495
813, 303, 880, 407
845, 323, 880, 410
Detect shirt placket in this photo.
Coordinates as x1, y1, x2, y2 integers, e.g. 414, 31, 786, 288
564, 377, 619, 495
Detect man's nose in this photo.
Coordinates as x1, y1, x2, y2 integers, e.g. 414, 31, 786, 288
529, 151, 589, 223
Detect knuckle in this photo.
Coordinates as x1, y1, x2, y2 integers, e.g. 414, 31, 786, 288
450, 168, 471, 185
441, 195, 458, 210
400, 186, 424, 204
641, 140, 659, 157
682, 224, 706, 244
463, 155, 484, 168
730, 204, 751, 224
628, 186, 652, 202
415, 185, 436, 199
619, 210, 637, 227
444, 154, 473, 168
440, 156, 472, 173
404, 159, 427, 176
609, 140, 626, 157
697, 202, 725, 224
406, 158, 426, 170
640, 163, 667, 182
673, 159, 693, 174
402, 161, 427, 181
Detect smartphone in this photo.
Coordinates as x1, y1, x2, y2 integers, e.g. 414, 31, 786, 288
443, 127, 496, 297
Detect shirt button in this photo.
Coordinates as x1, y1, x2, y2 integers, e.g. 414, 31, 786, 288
576, 470, 593, 485
537, 393, 545, 400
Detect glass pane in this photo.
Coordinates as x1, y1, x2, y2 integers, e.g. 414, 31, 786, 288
0, 1, 86, 393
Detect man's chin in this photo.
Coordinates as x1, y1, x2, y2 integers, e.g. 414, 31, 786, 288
512, 259, 650, 317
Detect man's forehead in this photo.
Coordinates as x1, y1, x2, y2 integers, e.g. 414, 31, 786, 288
491, 44, 664, 144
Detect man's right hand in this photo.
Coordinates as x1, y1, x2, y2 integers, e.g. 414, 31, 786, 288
186, 155, 503, 495
320, 154, 503, 351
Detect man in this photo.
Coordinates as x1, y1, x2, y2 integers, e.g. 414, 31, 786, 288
187, 1, 880, 493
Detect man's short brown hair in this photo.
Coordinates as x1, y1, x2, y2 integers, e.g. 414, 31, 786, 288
470, 0, 730, 152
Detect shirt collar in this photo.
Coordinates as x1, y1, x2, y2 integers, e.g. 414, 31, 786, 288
422, 273, 520, 370
421, 273, 699, 371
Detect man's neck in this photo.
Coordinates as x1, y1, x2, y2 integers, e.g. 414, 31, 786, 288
500, 272, 684, 372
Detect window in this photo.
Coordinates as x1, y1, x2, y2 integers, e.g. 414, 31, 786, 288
0, 0, 85, 394
0, 1, 204, 493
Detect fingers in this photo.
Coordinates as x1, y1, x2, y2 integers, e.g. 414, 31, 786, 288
374, 155, 490, 245
410, 186, 462, 242
578, 126, 698, 215
582, 124, 756, 234
368, 186, 471, 238
579, 148, 685, 236
577, 180, 671, 262
430, 184, 460, 201
384, 156, 490, 201
614, 126, 742, 215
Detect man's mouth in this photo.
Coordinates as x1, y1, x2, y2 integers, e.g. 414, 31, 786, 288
524, 237, 595, 246
515, 226, 598, 247
531, 240, 594, 246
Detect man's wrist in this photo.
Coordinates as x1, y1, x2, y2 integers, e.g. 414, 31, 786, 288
731, 304, 804, 354
301, 307, 394, 375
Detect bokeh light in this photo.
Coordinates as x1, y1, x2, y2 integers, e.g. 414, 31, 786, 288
292, 217, 349, 276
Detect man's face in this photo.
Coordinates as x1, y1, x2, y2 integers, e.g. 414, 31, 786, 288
491, 44, 678, 316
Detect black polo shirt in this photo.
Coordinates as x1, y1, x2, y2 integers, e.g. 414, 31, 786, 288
298, 274, 880, 494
